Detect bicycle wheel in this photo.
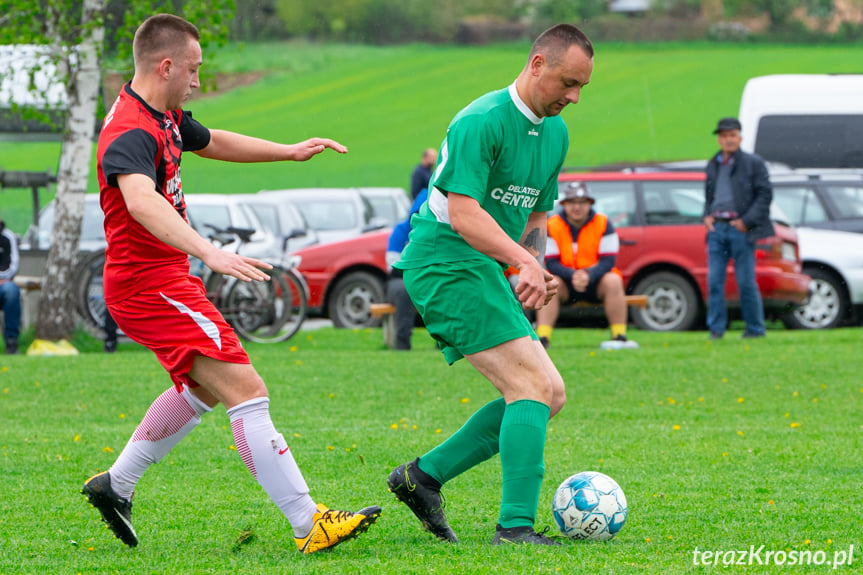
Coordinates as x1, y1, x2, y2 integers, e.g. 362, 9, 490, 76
221, 265, 305, 344
73, 249, 109, 337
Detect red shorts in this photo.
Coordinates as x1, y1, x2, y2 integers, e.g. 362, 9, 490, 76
108, 276, 250, 391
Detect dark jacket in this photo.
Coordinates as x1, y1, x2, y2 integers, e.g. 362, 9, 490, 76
704, 149, 775, 241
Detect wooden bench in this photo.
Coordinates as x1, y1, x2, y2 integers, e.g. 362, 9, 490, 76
369, 295, 648, 349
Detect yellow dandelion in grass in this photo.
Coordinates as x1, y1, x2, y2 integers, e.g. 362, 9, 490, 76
793, 391, 800, 397
3, 388, 8, 394
657, 401, 663, 406
435, 428, 442, 434
737, 430, 744, 436
327, 446, 335, 451
74, 435, 80, 442
821, 384, 827, 389
328, 393, 335, 398
668, 397, 676, 405
589, 351, 595, 357
737, 397, 744, 403
812, 398, 819, 403
290, 346, 298, 352
775, 385, 780, 390
293, 433, 301, 438
460, 398, 470, 403
412, 425, 418, 430
229, 445, 237, 451
35, 381, 41, 387
119, 413, 126, 419
295, 360, 302, 366
645, 538, 652, 543
784, 412, 790, 418
722, 452, 728, 457
744, 345, 750, 351
306, 334, 313, 341
402, 424, 408, 429
672, 425, 681, 431
352, 444, 357, 448
391, 424, 398, 430
1, 366, 7, 372
828, 539, 833, 545
87, 547, 94, 551
721, 378, 728, 383
698, 397, 704, 402
768, 500, 774, 505
352, 328, 360, 333
790, 422, 801, 428
399, 417, 406, 423
102, 446, 114, 453
804, 539, 811, 546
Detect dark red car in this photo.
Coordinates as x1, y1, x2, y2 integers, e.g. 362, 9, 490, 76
293, 230, 389, 328
557, 171, 810, 331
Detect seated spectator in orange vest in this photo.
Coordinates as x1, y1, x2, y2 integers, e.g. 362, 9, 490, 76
535, 182, 638, 350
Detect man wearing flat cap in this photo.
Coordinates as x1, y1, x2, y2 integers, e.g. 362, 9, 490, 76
703, 116, 774, 339
536, 181, 638, 349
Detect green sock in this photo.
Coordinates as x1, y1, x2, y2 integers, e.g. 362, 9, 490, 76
417, 398, 506, 485
498, 399, 550, 529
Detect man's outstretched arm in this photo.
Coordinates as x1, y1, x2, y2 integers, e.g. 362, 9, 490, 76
194, 130, 347, 163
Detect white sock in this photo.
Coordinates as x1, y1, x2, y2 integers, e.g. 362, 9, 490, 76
109, 385, 211, 500
227, 397, 318, 537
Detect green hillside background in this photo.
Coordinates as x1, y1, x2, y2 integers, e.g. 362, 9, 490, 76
1, 41, 860, 233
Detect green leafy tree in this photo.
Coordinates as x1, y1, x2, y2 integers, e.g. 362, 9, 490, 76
0, 0, 232, 346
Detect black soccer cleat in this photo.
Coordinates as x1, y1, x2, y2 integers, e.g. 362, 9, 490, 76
387, 459, 458, 542
492, 524, 561, 546
81, 471, 138, 547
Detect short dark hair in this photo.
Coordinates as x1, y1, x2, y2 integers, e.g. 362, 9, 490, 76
529, 24, 594, 67
133, 14, 200, 67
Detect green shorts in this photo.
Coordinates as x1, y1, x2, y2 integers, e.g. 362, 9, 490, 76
403, 259, 537, 365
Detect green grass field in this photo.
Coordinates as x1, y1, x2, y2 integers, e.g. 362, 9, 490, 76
1, 327, 860, 574
2, 41, 862, 234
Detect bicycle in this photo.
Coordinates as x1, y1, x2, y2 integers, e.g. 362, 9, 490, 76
74, 225, 309, 344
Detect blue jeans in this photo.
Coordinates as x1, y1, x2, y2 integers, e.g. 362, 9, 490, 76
0, 280, 21, 341
706, 222, 765, 336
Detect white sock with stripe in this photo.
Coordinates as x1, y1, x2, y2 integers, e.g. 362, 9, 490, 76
227, 396, 318, 537
109, 385, 211, 500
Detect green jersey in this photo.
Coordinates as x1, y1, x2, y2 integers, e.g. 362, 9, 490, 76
396, 83, 569, 269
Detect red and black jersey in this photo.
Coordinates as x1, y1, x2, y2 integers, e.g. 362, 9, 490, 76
97, 82, 211, 304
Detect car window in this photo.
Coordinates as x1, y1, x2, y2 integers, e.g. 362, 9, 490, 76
248, 203, 280, 235
365, 196, 398, 225
560, 181, 635, 227
296, 199, 359, 231
773, 186, 828, 226
641, 181, 704, 225
188, 204, 232, 234
823, 185, 863, 220
33, 198, 105, 248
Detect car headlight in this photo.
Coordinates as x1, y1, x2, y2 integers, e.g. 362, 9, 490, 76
781, 242, 797, 262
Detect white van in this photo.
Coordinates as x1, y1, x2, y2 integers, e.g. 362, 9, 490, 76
738, 74, 863, 169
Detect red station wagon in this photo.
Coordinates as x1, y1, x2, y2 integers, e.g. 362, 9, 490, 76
557, 171, 811, 331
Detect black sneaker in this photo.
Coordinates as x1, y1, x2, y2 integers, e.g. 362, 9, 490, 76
103, 339, 118, 353
492, 524, 561, 546
4, 338, 17, 355
387, 459, 458, 542
81, 471, 138, 547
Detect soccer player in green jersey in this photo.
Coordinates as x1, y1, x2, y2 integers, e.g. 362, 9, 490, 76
387, 24, 594, 546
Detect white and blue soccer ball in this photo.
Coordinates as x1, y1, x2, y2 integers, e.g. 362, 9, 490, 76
552, 471, 628, 541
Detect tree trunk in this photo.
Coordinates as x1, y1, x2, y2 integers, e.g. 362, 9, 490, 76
34, 0, 105, 341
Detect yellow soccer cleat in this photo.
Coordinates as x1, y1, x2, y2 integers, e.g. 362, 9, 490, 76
295, 503, 381, 554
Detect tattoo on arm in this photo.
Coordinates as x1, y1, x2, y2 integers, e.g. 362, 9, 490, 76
520, 226, 547, 267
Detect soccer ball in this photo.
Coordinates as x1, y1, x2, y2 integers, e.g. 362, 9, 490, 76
552, 471, 628, 541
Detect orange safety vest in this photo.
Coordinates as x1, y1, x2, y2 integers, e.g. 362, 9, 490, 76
547, 212, 621, 276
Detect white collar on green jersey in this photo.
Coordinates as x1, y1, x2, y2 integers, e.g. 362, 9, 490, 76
508, 82, 543, 126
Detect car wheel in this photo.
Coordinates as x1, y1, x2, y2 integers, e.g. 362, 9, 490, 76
328, 271, 385, 328
631, 272, 699, 332
782, 267, 848, 329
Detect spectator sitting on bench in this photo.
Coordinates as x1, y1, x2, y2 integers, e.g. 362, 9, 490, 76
535, 182, 638, 350
0, 209, 21, 355
385, 187, 428, 350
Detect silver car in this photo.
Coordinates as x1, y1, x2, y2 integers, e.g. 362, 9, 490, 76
785, 227, 863, 329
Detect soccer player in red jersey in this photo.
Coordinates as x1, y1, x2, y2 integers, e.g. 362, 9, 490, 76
81, 13, 379, 554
